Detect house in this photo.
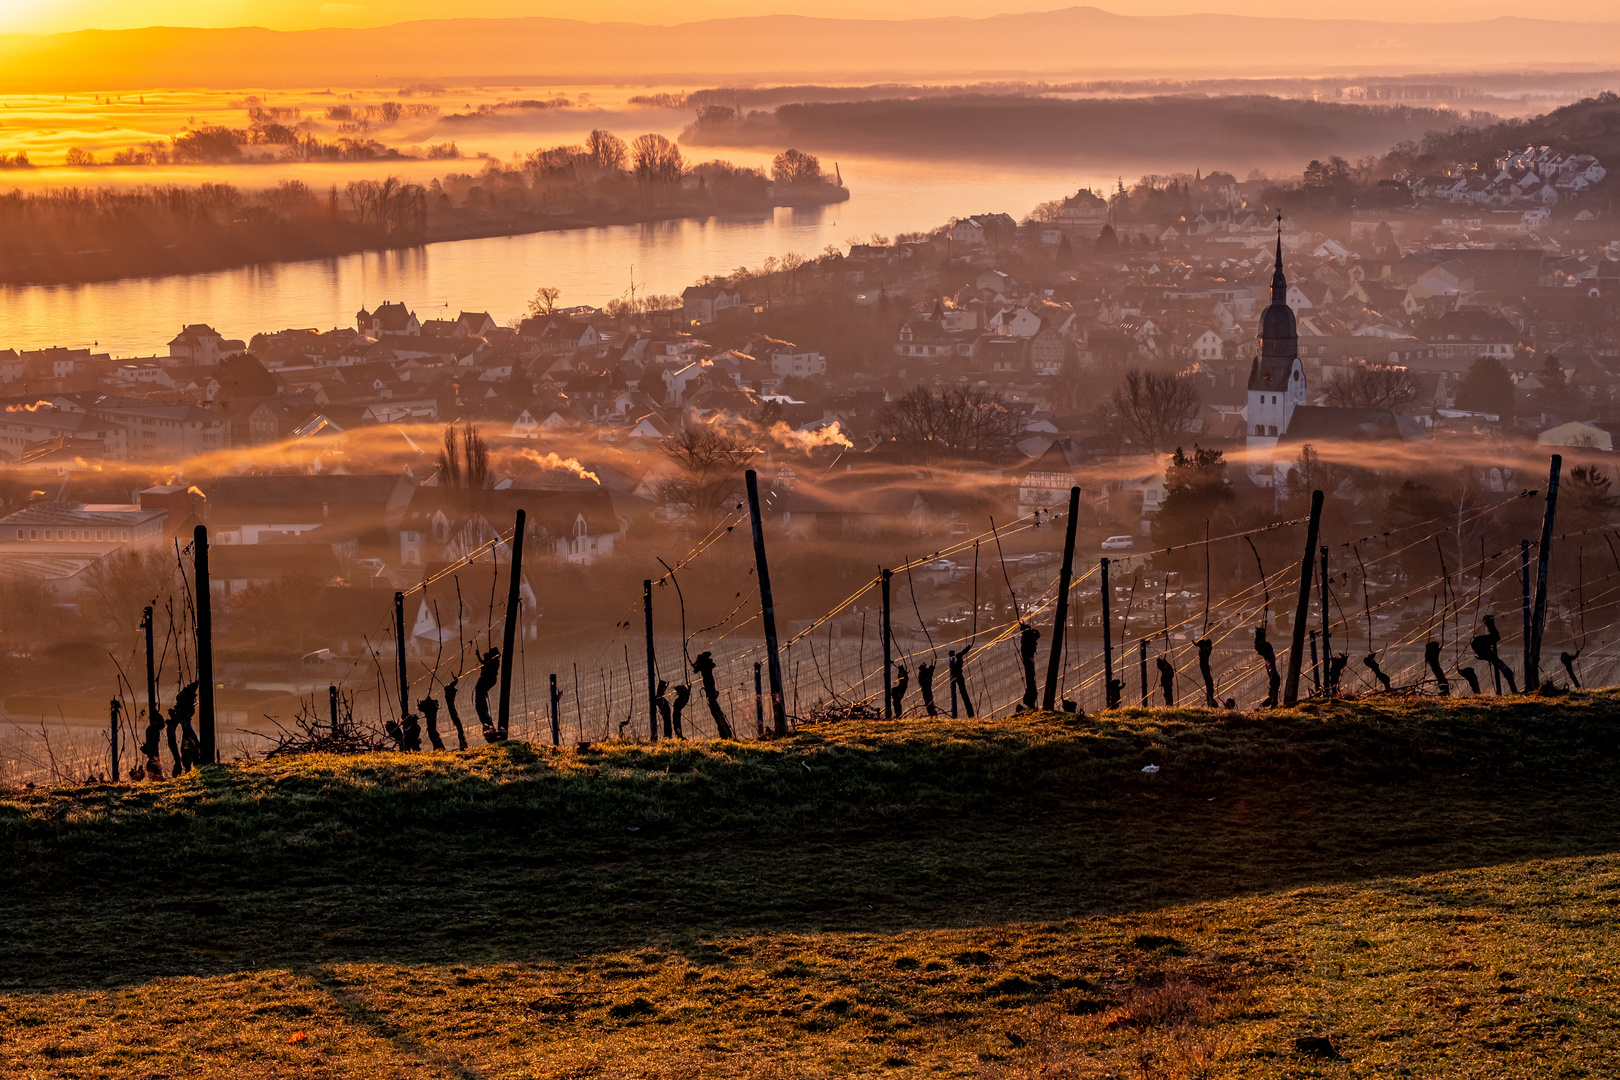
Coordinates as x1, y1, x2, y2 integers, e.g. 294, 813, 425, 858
1008, 441, 1083, 519
455, 311, 497, 338
1538, 420, 1620, 452
1052, 189, 1109, 239
681, 285, 743, 326
167, 324, 243, 365
1185, 327, 1226, 363
1422, 311, 1518, 362
980, 337, 1029, 376
14, 347, 111, 383
0, 501, 169, 595
396, 487, 625, 569
949, 213, 1016, 249
222, 397, 308, 448
206, 543, 345, 598
627, 412, 675, 440
662, 361, 712, 405
751, 339, 826, 379
61, 396, 226, 461
517, 314, 603, 353
0, 501, 167, 550
206, 474, 416, 546
0, 403, 128, 460
356, 302, 421, 337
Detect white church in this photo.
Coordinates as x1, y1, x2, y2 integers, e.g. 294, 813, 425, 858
1244, 228, 1308, 484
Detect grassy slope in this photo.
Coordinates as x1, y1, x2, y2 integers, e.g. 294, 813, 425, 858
4, 694, 1620, 1077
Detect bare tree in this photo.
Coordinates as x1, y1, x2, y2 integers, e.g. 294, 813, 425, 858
1281, 443, 1351, 507
586, 129, 627, 172
875, 385, 1020, 459
1564, 464, 1619, 530
1323, 361, 1420, 410
771, 149, 824, 187
657, 425, 759, 525
438, 422, 491, 494
344, 176, 427, 238
527, 286, 562, 317
630, 134, 683, 184
1110, 368, 1201, 452
79, 550, 176, 634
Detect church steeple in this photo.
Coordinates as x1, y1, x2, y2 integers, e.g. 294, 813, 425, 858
1257, 212, 1297, 361
1270, 213, 1287, 306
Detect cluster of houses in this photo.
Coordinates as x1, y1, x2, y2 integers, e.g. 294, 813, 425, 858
1406, 144, 1607, 209
2, 151, 1620, 657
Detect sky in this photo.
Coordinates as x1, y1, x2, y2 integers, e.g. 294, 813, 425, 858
3, 0, 1618, 34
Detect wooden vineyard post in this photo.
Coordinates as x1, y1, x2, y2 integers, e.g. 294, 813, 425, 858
754, 662, 764, 737
329, 684, 339, 736
393, 591, 410, 731
881, 569, 894, 719
1309, 629, 1320, 695
1282, 489, 1323, 706
498, 509, 526, 739
744, 470, 787, 735
109, 699, 120, 782
1042, 486, 1081, 711
1138, 638, 1149, 707
193, 524, 215, 763
1520, 538, 1533, 691
548, 673, 561, 747
143, 605, 159, 744
644, 579, 658, 742
1101, 558, 1118, 708
1319, 546, 1331, 696
1528, 454, 1562, 690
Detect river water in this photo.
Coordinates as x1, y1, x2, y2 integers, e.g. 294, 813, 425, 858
1, 154, 1119, 356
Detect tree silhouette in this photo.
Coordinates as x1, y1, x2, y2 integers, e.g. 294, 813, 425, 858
1110, 368, 1201, 452
1456, 356, 1516, 417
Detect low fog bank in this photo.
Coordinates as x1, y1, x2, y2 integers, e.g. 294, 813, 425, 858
682, 95, 1494, 166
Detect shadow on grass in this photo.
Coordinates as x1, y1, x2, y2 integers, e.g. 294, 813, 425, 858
4, 694, 1620, 991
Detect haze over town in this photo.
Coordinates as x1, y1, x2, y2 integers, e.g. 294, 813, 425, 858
5, 6, 1620, 1078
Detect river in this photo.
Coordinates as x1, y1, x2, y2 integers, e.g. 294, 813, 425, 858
0, 154, 1117, 355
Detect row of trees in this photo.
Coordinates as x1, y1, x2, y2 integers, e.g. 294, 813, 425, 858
345, 178, 429, 238
0, 177, 429, 284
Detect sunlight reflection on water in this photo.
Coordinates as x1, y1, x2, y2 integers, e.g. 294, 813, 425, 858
2, 154, 1124, 354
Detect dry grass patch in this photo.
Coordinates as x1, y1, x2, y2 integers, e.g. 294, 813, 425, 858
6, 697, 1620, 1076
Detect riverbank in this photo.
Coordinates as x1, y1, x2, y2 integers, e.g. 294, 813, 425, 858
5, 694, 1620, 1075
421, 188, 848, 246
0, 186, 850, 288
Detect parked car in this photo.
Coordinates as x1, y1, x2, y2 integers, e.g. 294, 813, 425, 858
1101, 535, 1135, 551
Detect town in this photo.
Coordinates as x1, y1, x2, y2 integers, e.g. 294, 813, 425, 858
13, 5, 1620, 1077
0, 139, 1616, 733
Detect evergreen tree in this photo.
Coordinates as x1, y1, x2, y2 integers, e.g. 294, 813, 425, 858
1456, 356, 1516, 417
216, 352, 276, 399
1532, 353, 1570, 416
1151, 445, 1235, 573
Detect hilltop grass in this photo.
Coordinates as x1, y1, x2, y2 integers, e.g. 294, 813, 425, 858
4, 693, 1620, 1077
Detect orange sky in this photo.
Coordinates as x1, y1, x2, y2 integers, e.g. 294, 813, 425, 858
5, 0, 1619, 34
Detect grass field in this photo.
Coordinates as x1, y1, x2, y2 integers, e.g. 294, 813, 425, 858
4, 694, 1620, 1078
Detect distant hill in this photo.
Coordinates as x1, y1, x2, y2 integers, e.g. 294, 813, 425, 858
5, 10, 1620, 89
682, 94, 1479, 166
1401, 92, 1620, 168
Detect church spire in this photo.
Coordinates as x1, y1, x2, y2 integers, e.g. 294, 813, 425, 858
1256, 211, 1298, 362
1270, 212, 1286, 306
